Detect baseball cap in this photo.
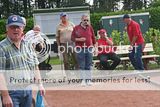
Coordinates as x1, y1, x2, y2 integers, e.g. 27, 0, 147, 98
60, 12, 67, 17
123, 14, 131, 19
6, 15, 25, 27
98, 29, 107, 34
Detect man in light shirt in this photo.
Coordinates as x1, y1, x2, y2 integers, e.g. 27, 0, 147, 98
56, 12, 78, 70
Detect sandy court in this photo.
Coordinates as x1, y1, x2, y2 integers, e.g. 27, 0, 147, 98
44, 90, 160, 107
40, 70, 160, 107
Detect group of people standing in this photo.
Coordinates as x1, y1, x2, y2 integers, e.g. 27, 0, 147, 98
56, 13, 145, 71
56, 13, 145, 85
0, 12, 145, 107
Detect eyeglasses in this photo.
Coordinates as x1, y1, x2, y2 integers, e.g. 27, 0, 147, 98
83, 19, 89, 22
9, 25, 23, 29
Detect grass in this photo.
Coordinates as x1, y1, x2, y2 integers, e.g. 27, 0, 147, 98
49, 56, 62, 65
49, 56, 160, 70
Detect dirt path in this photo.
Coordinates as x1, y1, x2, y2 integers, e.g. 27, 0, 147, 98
44, 91, 160, 107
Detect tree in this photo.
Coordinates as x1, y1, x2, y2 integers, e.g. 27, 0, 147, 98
63, 0, 86, 7
1, 0, 10, 17
149, 0, 160, 8
122, 0, 151, 11
93, 0, 120, 12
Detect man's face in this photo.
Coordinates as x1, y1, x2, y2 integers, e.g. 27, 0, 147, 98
61, 15, 67, 22
7, 25, 24, 42
123, 18, 130, 24
81, 16, 89, 26
33, 27, 40, 35
99, 32, 107, 38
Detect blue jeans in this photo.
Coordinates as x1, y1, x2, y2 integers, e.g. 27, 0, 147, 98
129, 44, 144, 70
76, 48, 93, 82
2, 90, 32, 107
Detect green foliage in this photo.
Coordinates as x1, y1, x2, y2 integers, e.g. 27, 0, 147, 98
111, 30, 129, 45
49, 56, 62, 65
122, 31, 130, 45
0, 19, 6, 34
144, 28, 160, 55
111, 30, 121, 45
0, 34, 5, 41
148, 7, 160, 29
24, 18, 34, 33
149, 0, 160, 8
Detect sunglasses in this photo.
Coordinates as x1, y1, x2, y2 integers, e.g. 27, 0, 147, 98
83, 19, 89, 22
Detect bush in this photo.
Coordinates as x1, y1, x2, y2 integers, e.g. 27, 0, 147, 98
111, 30, 129, 45
0, 34, 5, 41
0, 19, 6, 34
144, 28, 160, 55
111, 30, 121, 45
149, 7, 160, 29
25, 18, 34, 31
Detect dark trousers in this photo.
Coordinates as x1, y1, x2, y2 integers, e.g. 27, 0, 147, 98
99, 53, 121, 70
128, 44, 144, 70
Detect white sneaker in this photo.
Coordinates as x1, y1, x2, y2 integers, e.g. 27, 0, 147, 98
87, 81, 93, 86
81, 80, 86, 87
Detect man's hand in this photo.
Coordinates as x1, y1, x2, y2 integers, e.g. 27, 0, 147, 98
128, 45, 133, 51
76, 37, 86, 42
39, 84, 45, 96
2, 94, 13, 107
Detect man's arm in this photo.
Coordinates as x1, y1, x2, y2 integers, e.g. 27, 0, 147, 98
0, 47, 13, 107
106, 37, 113, 46
56, 31, 61, 46
130, 36, 138, 46
34, 66, 45, 96
0, 74, 13, 107
130, 24, 140, 46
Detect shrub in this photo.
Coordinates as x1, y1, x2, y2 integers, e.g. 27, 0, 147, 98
0, 34, 5, 41
144, 28, 160, 55
111, 30, 129, 45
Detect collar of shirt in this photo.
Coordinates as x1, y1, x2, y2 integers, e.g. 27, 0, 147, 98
80, 22, 89, 29
127, 20, 133, 26
59, 21, 69, 26
7, 37, 25, 49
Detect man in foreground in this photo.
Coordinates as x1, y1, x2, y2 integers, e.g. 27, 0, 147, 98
0, 15, 45, 107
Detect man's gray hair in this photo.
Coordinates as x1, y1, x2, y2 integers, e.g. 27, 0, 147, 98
81, 14, 89, 19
